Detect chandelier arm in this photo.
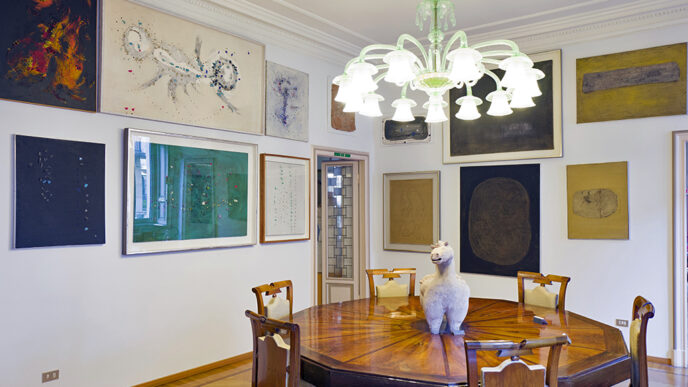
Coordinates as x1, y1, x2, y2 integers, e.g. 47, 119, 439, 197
440, 30, 468, 70
479, 50, 520, 58
357, 44, 398, 61
343, 54, 388, 73
480, 58, 502, 66
471, 39, 520, 51
396, 34, 430, 68
400, 83, 409, 98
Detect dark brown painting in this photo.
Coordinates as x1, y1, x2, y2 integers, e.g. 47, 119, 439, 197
460, 164, 540, 277
0, 0, 97, 111
330, 84, 356, 132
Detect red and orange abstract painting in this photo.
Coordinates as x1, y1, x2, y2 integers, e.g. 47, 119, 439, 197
0, 0, 97, 111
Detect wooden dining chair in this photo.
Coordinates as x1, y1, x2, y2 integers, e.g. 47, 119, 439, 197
366, 268, 416, 297
629, 296, 655, 387
245, 310, 301, 387
517, 271, 571, 310
464, 335, 572, 387
252, 280, 293, 320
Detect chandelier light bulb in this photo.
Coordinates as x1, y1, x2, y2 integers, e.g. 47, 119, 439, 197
446, 48, 483, 83
486, 90, 513, 116
348, 62, 378, 94
455, 95, 482, 120
522, 68, 545, 97
423, 94, 448, 123
383, 50, 417, 85
359, 93, 385, 117
509, 87, 535, 108
391, 98, 417, 122
500, 56, 534, 89
343, 93, 364, 113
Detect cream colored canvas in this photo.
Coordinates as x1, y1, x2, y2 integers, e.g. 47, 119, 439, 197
101, 0, 265, 134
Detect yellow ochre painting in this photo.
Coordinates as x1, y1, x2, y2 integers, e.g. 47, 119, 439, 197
576, 43, 686, 123
566, 161, 628, 239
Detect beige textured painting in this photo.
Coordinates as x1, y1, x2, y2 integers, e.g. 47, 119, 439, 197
384, 171, 440, 252
100, 0, 265, 134
389, 179, 434, 245
566, 162, 628, 239
577, 43, 686, 123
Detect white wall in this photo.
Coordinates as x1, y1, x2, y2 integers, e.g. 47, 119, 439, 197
0, 37, 373, 387
370, 22, 688, 359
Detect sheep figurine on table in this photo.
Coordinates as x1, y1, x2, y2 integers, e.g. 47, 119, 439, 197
419, 241, 470, 335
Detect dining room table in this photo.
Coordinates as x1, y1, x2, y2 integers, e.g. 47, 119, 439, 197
291, 296, 630, 386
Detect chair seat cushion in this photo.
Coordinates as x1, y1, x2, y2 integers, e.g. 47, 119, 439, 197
524, 286, 558, 309
265, 297, 291, 320
376, 279, 408, 298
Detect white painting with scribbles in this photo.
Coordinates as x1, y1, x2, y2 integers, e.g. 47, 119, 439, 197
100, 0, 265, 134
265, 161, 306, 237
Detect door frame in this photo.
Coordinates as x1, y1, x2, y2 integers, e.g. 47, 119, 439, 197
311, 146, 370, 306
673, 131, 688, 367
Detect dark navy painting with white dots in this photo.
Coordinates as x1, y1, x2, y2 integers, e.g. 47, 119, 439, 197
14, 135, 105, 248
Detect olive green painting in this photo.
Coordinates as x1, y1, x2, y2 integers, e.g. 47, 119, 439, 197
132, 143, 248, 243
566, 161, 628, 239
577, 43, 686, 123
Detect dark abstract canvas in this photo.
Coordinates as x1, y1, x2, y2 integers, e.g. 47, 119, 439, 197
0, 0, 97, 111
460, 164, 539, 277
445, 50, 561, 163
382, 116, 430, 144
15, 135, 105, 248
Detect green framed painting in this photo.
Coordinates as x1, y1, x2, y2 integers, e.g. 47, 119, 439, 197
124, 128, 257, 254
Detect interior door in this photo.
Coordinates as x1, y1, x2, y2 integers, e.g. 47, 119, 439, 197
321, 161, 359, 303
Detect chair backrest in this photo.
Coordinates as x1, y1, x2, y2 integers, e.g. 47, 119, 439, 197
464, 335, 572, 387
630, 296, 655, 387
245, 310, 300, 387
517, 271, 571, 310
252, 280, 293, 320
366, 268, 416, 297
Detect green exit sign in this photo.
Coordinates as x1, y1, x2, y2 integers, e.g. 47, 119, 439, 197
334, 152, 351, 158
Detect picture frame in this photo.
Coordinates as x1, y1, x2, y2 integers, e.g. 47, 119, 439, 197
383, 171, 440, 252
260, 154, 311, 243
101, 0, 265, 135
381, 116, 432, 145
124, 128, 257, 254
443, 50, 562, 164
265, 61, 309, 142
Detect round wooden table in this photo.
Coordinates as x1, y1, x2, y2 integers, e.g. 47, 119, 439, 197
292, 297, 630, 386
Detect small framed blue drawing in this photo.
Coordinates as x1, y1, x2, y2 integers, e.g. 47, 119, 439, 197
124, 128, 257, 254
14, 135, 105, 248
260, 154, 310, 243
265, 62, 309, 141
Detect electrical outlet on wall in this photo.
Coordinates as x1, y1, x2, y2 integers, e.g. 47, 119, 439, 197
42, 370, 59, 383
615, 319, 629, 327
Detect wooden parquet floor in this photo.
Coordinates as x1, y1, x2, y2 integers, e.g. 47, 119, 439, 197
159, 358, 688, 386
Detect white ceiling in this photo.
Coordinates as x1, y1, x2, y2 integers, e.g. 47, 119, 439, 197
245, 0, 642, 47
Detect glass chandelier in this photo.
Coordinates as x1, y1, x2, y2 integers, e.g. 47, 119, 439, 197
333, 0, 543, 123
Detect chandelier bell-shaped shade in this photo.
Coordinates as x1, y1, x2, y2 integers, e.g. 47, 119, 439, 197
383, 50, 418, 85
423, 94, 448, 123
334, 76, 355, 103
522, 68, 545, 97
455, 95, 482, 120
499, 55, 534, 90
485, 90, 513, 116
446, 47, 483, 83
359, 93, 385, 117
343, 93, 364, 112
391, 98, 417, 122
348, 62, 378, 94
509, 87, 535, 108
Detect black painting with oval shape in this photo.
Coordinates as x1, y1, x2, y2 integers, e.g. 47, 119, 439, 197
460, 164, 540, 277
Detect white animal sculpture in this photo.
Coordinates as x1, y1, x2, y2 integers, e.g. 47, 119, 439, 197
419, 241, 470, 335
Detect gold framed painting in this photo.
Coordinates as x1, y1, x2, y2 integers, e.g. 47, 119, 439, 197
577, 43, 687, 123
260, 154, 311, 243
383, 171, 440, 252
566, 161, 628, 239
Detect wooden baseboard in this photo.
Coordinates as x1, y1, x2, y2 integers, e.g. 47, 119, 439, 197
648, 356, 672, 365
132, 352, 252, 387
